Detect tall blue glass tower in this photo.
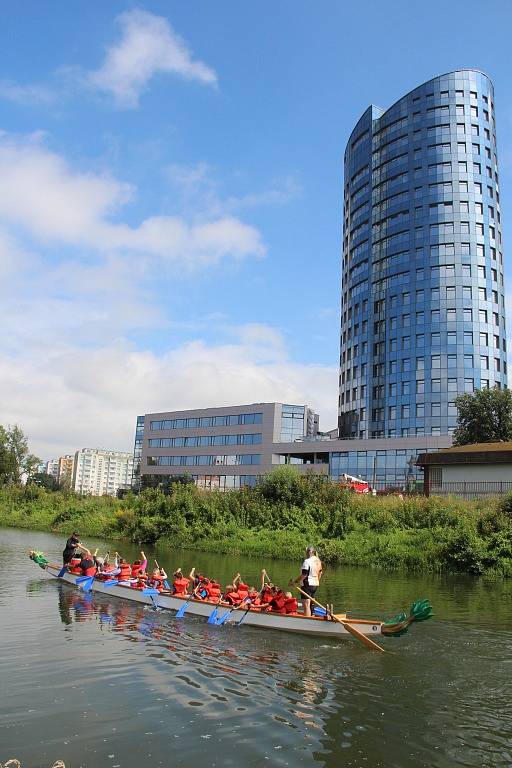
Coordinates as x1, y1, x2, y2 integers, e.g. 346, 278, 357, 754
339, 70, 507, 440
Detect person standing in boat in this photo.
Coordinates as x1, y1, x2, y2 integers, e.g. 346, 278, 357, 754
292, 546, 323, 617
62, 532, 81, 565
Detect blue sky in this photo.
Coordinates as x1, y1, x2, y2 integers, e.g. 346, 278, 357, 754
1, 0, 512, 458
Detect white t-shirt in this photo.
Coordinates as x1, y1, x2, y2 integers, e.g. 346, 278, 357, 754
302, 556, 322, 587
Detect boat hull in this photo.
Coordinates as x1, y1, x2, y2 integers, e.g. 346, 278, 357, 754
40, 564, 384, 640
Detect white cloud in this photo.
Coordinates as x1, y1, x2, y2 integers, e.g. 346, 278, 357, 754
165, 162, 302, 219
0, 134, 265, 266
0, 80, 56, 106
88, 9, 217, 108
0, 132, 327, 464
0, 327, 338, 460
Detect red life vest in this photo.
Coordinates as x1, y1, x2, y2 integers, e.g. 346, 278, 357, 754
133, 575, 147, 590
261, 586, 273, 604
150, 574, 164, 590
131, 563, 142, 577
284, 596, 298, 614
270, 591, 287, 614
173, 577, 189, 595
237, 582, 249, 596
224, 590, 241, 605
119, 563, 132, 580
206, 582, 221, 599
195, 580, 210, 599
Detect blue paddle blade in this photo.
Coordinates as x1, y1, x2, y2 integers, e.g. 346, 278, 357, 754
142, 588, 160, 595
163, 580, 170, 590
207, 606, 219, 624
313, 606, 327, 616
103, 580, 119, 587
58, 566, 67, 577
81, 577, 94, 592
75, 575, 91, 585
215, 609, 232, 625
175, 601, 189, 618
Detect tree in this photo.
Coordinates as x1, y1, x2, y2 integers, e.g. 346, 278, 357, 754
29, 472, 61, 491
0, 424, 41, 485
453, 387, 512, 446
140, 473, 195, 495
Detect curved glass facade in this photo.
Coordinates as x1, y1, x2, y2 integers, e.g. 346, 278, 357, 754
339, 70, 507, 439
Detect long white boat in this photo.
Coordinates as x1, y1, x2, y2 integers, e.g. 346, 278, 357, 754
29, 552, 432, 645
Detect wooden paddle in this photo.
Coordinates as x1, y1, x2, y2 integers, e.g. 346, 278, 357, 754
293, 584, 386, 653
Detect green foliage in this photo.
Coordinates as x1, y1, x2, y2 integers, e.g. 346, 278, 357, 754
438, 520, 487, 574
29, 472, 61, 491
2, 466, 512, 575
0, 424, 40, 485
453, 386, 512, 445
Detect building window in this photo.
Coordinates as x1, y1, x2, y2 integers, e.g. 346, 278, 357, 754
431, 467, 443, 488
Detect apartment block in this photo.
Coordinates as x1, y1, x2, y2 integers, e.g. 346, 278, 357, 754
72, 448, 134, 496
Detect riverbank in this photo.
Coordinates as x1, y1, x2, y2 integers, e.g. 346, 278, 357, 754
2, 468, 512, 575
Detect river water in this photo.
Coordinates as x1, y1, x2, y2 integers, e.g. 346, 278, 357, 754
1, 527, 512, 768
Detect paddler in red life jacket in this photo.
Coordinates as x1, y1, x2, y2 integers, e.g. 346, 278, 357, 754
233, 573, 249, 599
222, 584, 241, 606
118, 557, 132, 582
149, 565, 167, 591
172, 568, 190, 596
75, 545, 97, 577
284, 591, 298, 614
131, 551, 147, 579
189, 568, 211, 600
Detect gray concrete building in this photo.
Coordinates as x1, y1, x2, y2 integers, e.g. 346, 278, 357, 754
136, 402, 451, 490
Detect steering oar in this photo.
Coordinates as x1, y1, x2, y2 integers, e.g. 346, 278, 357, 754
293, 584, 385, 652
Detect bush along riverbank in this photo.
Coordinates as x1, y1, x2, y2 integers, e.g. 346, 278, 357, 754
2, 467, 512, 575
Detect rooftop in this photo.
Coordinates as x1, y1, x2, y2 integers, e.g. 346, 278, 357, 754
417, 442, 512, 466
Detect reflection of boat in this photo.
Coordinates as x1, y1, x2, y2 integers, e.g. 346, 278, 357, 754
30, 553, 432, 641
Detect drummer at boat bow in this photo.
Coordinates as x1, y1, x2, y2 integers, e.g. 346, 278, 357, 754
62, 532, 80, 565
292, 546, 323, 617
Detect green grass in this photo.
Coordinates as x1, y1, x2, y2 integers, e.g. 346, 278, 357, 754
2, 467, 512, 575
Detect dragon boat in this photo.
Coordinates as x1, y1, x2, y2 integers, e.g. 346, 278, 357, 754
29, 552, 432, 646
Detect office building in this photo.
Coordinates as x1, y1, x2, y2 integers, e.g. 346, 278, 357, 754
136, 403, 449, 490
72, 448, 134, 496
339, 70, 507, 440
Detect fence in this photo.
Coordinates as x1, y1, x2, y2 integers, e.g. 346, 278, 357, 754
430, 481, 512, 500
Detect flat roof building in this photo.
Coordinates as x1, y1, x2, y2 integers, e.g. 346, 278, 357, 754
418, 442, 512, 498
136, 403, 450, 491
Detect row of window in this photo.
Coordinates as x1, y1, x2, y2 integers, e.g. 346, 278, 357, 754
147, 454, 262, 467
193, 475, 258, 489
150, 413, 263, 430
371, 260, 502, 285
148, 433, 263, 448
347, 243, 502, 277
364, 176, 499, 214
342, 331, 505, 370
358, 400, 459, 420
339, 378, 504, 406
341, 314, 505, 354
